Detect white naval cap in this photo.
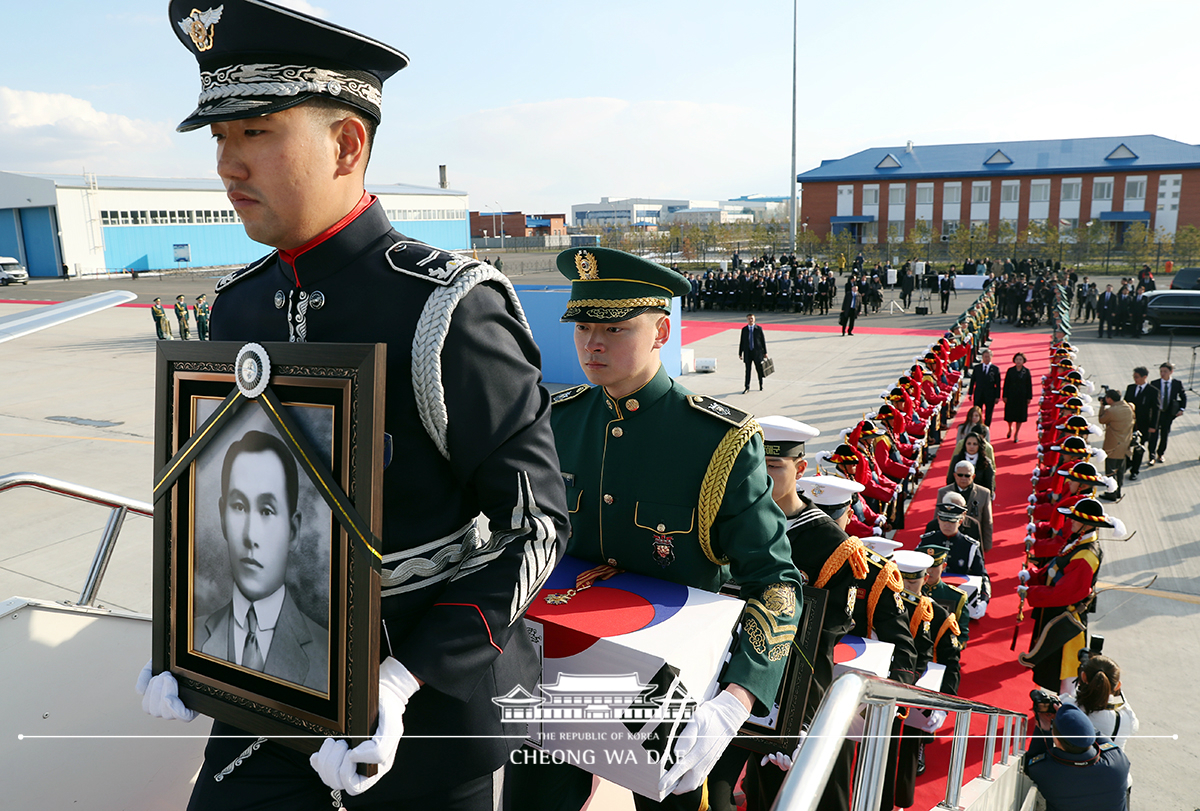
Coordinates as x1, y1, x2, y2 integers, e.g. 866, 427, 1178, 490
863, 537, 902, 556
796, 475, 863, 508
893, 549, 934, 575
759, 415, 820, 458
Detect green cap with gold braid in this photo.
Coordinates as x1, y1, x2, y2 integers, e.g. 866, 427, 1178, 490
556, 247, 690, 323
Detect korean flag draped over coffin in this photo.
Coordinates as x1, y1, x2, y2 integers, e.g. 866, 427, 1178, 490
502, 555, 744, 800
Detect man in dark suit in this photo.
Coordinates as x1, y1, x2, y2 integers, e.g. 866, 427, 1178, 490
1124, 366, 1158, 479
738, 313, 768, 393
968, 348, 1003, 426
1147, 361, 1187, 464
194, 429, 329, 692
840, 282, 860, 336
1131, 285, 1150, 338
1096, 284, 1118, 338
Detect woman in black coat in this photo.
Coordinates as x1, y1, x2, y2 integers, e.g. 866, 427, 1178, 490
1002, 351, 1034, 443
945, 432, 996, 492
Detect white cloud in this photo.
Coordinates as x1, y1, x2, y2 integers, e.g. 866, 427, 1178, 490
0, 87, 175, 173
388, 96, 791, 213
270, 0, 329, 18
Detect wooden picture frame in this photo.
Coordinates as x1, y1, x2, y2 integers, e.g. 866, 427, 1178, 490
151, 340, 385, 755
721, 584, 827, 755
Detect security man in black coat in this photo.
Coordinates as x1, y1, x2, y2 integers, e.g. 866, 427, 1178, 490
739, 313, 768, 393
141, 4, 569, 809
1123, 366, 1159, 479
1024, 704, 1131, 811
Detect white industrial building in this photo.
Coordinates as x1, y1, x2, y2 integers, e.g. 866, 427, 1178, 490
571, 195, 790, 228
0, 170, 471, 278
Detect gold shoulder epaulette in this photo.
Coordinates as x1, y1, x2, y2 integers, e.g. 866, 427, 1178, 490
551, 384, 591, 406
686, 394, 752, 428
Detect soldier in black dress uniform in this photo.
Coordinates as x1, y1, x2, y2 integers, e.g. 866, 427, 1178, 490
920, 492, 990, 620
880, 551, 961, 810
722, 415, 868, 811
139, 4, 569, 809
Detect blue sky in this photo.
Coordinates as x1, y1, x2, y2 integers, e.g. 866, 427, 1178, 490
2, 0, 1197, 214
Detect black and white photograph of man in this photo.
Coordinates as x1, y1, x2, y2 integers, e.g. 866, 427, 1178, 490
190, 401, 333, 694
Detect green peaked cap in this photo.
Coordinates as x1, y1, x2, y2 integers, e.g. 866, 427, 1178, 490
556, 247, 690, 323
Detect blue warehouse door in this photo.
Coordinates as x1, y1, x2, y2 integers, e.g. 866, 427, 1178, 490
19, 207, 63, 278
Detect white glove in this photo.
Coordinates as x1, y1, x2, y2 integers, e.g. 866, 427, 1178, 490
1017, 585, 1029, 599
1027, 495, 1037, 505
872, 526, 883, 536
922, 709, 948, 733
135, 659, 197, 722
659, 690, 751, 796
760, 731, 807, 772
1018, 569, 1031, 584
909, 465, 917, 476
875, 515, 887, 527
310, 657, 420, 795
1026, 522, 1037, 533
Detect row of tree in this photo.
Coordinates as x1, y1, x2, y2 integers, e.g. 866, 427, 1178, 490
581, 219, 1200, 273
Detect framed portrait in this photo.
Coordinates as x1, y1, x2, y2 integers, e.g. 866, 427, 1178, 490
720, 584, 827, 755
152, 340, 386, 754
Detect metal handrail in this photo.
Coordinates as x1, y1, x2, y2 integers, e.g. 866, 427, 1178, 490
772, 672, 1028, 811
0, 472, 152, 607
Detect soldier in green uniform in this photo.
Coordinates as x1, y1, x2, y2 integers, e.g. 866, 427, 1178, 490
194, 293, 210, 341
917, 538, 971, 649
518, 247, 801, 811
151, 297, 171, 339
174, 294, 191, 340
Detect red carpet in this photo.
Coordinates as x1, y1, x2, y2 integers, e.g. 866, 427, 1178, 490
893, 327, 1049, 809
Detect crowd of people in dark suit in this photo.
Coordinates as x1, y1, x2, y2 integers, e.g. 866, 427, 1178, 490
1066, 266, 1156, 338
680, 257, 843, 314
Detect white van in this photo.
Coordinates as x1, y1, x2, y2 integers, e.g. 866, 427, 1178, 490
0, 256, 29, 285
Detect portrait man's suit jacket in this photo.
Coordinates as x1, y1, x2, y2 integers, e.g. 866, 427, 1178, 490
195, 589, 328, 693
936, 481, 994, 553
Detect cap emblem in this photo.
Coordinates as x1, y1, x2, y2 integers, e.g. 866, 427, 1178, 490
575, 250, 600, 280
179, 5, 223, 52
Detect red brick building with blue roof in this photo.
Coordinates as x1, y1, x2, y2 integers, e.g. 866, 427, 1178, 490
796, 135, 1200, 245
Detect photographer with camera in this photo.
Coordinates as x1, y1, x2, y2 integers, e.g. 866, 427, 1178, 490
1023, 703, 1130, 811
1061, 642, 1139, 750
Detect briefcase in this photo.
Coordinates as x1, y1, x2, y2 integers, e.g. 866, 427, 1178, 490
762, 357, 776, 377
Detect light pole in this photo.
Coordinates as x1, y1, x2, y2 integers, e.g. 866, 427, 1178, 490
492, 203, 505, 250
788, 0, 798, 255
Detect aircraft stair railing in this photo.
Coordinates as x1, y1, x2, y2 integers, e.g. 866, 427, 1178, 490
772, 672, 1030, 811
0, 471, 152, 606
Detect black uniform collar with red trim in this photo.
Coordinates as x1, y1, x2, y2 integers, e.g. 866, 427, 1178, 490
278, 192, 385, 287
